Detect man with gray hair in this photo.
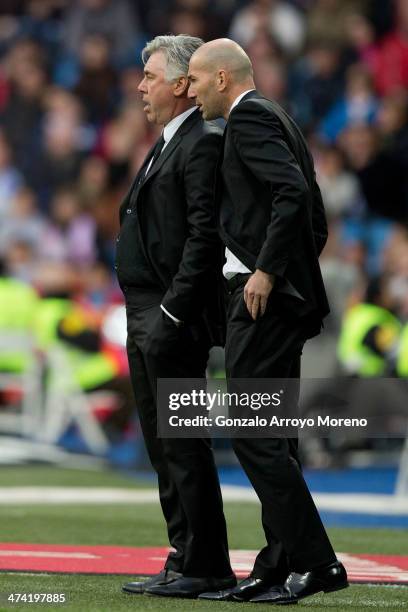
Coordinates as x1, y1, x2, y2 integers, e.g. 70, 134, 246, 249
116, 35, 235, 598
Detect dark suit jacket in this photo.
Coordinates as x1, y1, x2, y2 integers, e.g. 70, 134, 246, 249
218, 90, 330, 326
117, 108, 225, 344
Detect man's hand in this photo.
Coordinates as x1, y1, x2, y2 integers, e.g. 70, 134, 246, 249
244, 270, 275, 320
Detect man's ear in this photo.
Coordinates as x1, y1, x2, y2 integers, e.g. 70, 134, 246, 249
173, 75, 189, 97
216, 69, 227, 92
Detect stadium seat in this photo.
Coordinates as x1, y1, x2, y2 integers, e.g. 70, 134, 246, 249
41, 344, 112, 455
0, 331, 43, 438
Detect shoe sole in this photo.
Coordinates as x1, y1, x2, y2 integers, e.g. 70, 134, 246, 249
233, 594, 267, 602
147, 586, 237, 600
152, 581, 237, 600
123, 580, 179, 595
145, 591, 200, 599
256, 582, 349, 605
324, 581, 349, 594
199, 595, 235, 601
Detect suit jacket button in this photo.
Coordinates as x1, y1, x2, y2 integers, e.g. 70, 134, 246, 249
126, 209, 131, 214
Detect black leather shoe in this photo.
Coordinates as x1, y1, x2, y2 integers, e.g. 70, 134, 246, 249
145, 574, 236, 599
122, 569, 182, 594
198, 575, 271, 602
250, 561, 348, 604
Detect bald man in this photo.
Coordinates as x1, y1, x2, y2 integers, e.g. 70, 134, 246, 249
188, 39, 348, 605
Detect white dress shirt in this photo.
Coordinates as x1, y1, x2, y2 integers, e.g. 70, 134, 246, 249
223, 89, 256, 280
163, 106, 197, 149
158, 106, 197, 324
145, 106, 197, 177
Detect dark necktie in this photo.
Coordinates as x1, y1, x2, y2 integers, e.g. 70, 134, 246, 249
132, 134, 165, 204
144, 133, 165, 177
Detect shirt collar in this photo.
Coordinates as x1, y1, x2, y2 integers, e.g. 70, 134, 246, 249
230, 89, 256, 115
163, 106, 197, 145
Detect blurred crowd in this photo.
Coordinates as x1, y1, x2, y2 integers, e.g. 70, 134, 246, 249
0, 0, 407, 379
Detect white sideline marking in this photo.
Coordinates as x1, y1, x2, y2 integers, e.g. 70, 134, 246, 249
313, 492, 408, 515
0, 486, 407, 515
0, 551, 97, 559
0, 488, 159, 504
226, 487, 408, 515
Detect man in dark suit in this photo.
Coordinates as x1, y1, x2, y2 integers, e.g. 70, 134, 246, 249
116, 35, 235, 598
187, 39, 348, 605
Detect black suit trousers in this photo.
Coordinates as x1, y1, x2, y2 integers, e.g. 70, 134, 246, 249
126, 296, 232, 578
225, 282, 336, 579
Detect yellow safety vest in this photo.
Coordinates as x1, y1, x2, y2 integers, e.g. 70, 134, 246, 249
0, 278, 38, 372
33, 298, 117, 390
396, 324, 408, 378
338, 303, 401, 376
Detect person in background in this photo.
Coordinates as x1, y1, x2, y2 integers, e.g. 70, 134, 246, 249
62, 0, 140, 66
338, 275, 402, 377
0, 257, 38, 381
0, 130, 23, 219
319, 63, 379, 144
40, 187, 96, 267
0, 186, 46, 256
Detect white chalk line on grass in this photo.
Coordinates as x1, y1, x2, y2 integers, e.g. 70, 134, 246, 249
0, 488, 159, 504
1, 572, 54, 576
0, 486, 407, 515
0, 551, 97, 559
302, 600, 407, 608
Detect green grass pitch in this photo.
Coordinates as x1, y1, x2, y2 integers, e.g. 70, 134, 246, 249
0, 466, 406, 611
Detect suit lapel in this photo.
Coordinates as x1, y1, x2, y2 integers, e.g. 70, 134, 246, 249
142, 132, 182, 183
138, 140, 159, 179
213, 124, 227, 227
128, 109, 201, 281
223, 90, 260, 144
216, 93, 260, 221
140, 108, 201, 187
120, 109, 201, 221
119, 140, 158, 214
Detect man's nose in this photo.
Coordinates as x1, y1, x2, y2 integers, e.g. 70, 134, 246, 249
187, 87, 196, 100
138, 78, 146, 92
